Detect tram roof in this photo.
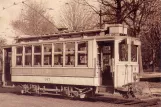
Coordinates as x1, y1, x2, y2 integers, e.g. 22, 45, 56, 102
14, 24, 141, 43
15, 29, 106, 41
3, 26, 141, 48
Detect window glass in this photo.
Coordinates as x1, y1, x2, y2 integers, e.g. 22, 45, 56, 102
25, 46, 32, 53
119, 42, 128, 61
44, 44, 52, 52
44, 55, 52, 65
16, 47, 23, 66
66, 55, 75, 65
65, 43, 75, 65
54, 54, 63, 65
34, 45, 41, 65
44, 44, 52, 65
25, 46, 32, 66
25, 55, 32, 65
54, 44, 63, 52
16, 56, 22, 65
78, 42, 88, 66
54, 43, 63, 66
34, 45, 41, 53
16, 47, 23, 54
78, 42, 87, 51
78, 53, 87, 65
34, 55, 41, 65
131, 45, 137, 62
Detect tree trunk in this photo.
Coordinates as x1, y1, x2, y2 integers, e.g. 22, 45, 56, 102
139, 46, 143, 74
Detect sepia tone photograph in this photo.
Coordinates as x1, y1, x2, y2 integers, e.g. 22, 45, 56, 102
0, 0, 161, 107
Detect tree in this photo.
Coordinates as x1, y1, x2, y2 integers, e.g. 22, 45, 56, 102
11, 1, 58, 35
141, 8, 161, 71
82, 0, 161, 72
59, 0, 99, 31
96, 0, 161, 37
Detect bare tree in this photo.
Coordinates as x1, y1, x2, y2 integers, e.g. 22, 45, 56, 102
59, 0, 99, 31
11, 1, 58, 35
141, 8, 161, 71
81, 0, 161, 72
96, 0, 161, 37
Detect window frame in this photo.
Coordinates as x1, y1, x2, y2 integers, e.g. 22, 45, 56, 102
43, 44, 52, 66
24, 45, 32, 66
118, 41, 129, 62
131, 44, 138, 63
65, 42, 75, 67
33, 45, 42, 66
16, 46, 23, 66
77, 41, 88, 67
53, 43, 63, 67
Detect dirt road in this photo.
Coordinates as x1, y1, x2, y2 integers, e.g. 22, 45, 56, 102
0, 87, 160, 107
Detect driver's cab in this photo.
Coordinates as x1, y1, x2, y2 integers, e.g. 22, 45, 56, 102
114, 37, 140, 88
97, 24, 141, 92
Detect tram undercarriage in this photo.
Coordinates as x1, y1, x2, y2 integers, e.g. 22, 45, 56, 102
17, 83, 95, 99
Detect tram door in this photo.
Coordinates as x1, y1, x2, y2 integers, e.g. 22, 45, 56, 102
3, 48, 12, 84
97, 41, 114, 86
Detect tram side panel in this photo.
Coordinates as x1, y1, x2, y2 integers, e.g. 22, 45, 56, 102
11, 67, 99, 86
10, 40, 101, 87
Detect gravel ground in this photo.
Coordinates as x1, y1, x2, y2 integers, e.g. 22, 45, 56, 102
0, 87, 134, 107
0, 93, 131, 107
0, 87, 160, 107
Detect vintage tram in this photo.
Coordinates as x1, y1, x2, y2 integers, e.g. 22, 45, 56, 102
2, 24, 141, 98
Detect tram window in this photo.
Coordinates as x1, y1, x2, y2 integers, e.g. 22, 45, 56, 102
44, 55, 52, 65
16, 56, 22, 65
54, 54, 63, 65
25, 46, 32, 66
16, 47, 23, 54
44, 44, 52, 52
65, 43, 75, 66
34, 45, 41, 66
34, 45, 41, 53
131, 45, 137, 62
44, 44, 52, 65
78, 42, 87, 51
25, 46, 32, 53
25, 55, 32, 65
54, 43, 63, 66
54, 43, 63, 52
119, 42, 128, 61
16, 47, 23, 66
78, 53, 87, 65
34, 55, 41, 65
78, 42, 87, 66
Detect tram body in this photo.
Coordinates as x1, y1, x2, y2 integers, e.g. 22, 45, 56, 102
2, 24, 141, 98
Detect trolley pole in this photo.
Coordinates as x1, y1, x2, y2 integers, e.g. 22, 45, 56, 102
99, 10, 102, 29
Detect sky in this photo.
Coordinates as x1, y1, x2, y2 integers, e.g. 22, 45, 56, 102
0, 0, 98, 44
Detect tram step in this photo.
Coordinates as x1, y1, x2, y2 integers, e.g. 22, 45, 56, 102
98, 86, 114, 93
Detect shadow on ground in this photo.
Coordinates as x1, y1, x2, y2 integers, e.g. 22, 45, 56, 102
0, 86, 21, 93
